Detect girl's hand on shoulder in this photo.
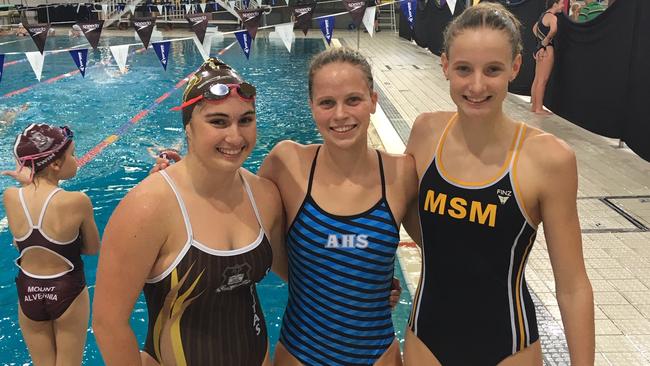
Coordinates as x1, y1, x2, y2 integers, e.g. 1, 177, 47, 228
1, 161, 32, 186
149, 149, 182, 174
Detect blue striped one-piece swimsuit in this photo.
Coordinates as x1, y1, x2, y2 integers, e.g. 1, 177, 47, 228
279, 146, 400, 366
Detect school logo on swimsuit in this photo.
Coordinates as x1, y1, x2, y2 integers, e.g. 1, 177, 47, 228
25, 285, 57, 301
325, 234, 369, 249
215, 263, 252, 293
422, 189, 497, 227
497, 189, 512, 205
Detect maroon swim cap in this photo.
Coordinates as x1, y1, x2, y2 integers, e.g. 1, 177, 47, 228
13, 124, 74, 175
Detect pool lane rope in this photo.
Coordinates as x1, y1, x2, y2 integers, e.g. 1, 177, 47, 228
76, 40, 238, 168
0, 41, 237, 233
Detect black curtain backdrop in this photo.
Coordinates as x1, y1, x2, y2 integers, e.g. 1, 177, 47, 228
403, 0, 466, 56
546, 0, 649, 161
481, 0, 545, 95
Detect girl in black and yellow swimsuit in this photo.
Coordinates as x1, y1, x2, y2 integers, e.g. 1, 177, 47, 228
92, 59, 287, 366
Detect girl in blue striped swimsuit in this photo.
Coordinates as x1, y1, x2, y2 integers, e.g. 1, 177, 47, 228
258, 47, 420, 366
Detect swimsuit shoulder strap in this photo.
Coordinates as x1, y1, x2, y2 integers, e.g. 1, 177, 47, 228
17, 188, 34, 228
375, 150, 387, 199
239, 171, 267, 237
306, 145, 321, 196
35, 188, 62, 229
158, 170, 193, 241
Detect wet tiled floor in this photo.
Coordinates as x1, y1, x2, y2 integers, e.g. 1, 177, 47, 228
340, 31, 650, 365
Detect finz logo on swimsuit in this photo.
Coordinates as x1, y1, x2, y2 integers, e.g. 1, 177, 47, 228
497, 189, 512, 205
326, 234, 369, 249
215, 263, 252, 293
422, 189, 497, 227
25, 285, 57, 301
133, 21, 152, 31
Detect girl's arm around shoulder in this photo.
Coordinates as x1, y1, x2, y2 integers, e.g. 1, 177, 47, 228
525, 132, 595, 366
397, 154, 422, 246
92, 173, 173, 365
405, 111, 453, 161
241, 170, 288, 282
70, 191, 100, 255
258, 140, 312, 182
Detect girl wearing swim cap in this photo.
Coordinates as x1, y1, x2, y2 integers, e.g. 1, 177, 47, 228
93, 58, 286, 366
3, 123, 100, 365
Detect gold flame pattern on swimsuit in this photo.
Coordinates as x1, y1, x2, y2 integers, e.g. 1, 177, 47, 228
152, 262, 205, 366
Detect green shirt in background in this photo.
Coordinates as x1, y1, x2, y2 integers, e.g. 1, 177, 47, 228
578, 2, 606, 22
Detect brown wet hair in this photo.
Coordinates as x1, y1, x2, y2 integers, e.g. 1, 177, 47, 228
307, 47, 374, 100
443, 2, 523, 60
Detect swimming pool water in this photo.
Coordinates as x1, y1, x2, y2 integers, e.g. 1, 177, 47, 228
0, 34, 412, 365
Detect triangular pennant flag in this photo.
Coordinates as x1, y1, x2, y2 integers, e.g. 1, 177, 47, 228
69, 49, 88, 77
228, 1, 236, 9
447, 0, 457, 15
274, 23, 294, 52
192, 33, 213, 60
128, 4, 136, 14
184, 4, 192, 13
131, 17, 156, 49
25, 51, 45, 81
23, 23, 50, 54
109, 44, 130, 73
101, 4, 109, 17
243, 0, 250, 8
343, 0, 367, 28
152, 41, 171, 70
292, 1, 316, 36
76, 20, 104, 50
156, 4, 164, 14
237, 8, 263, 39
235, 30, 252, 59
318, 16, 334, 45
214, 3, 220, 11
199, 3, 207, 12
400, 0, 416, 30
185, 13, 209, 44
362, 6, 376, 36
0, 54, 5, 83
117, 3, 125, 12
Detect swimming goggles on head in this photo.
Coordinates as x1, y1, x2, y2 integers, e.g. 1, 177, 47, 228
171, 82, 256, 111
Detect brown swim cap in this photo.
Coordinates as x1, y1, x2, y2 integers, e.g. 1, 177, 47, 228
13, 123, 73, 176
180, 57, 250, 126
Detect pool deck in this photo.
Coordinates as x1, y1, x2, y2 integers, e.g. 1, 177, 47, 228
332, 30, 650, 366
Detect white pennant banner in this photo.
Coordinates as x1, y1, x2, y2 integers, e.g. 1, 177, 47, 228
128, 4, 136, 14
447, 0, 457, 15
199, 3, 207, 12
184, 4, 192, 13
101, 4, 109, 17
25, 52, 45, 81
109, 44, 130, 73
274, 23, 295, 53
157, 4, 164, 14
192, 34, 213, 61
362, 7, 377, 37
228, 1, 236, 9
